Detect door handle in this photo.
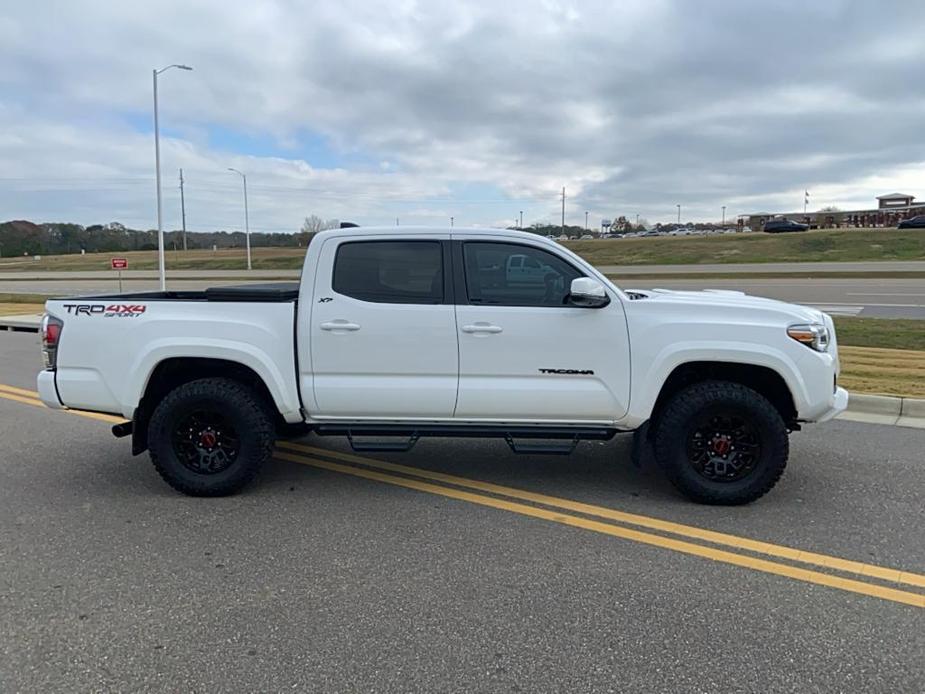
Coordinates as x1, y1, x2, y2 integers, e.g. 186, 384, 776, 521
461, 323, 503, 334
320, 320, 361, 332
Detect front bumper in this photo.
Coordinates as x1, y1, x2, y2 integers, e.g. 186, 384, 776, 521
37, 369, 64, 410
812, 386, 849, 423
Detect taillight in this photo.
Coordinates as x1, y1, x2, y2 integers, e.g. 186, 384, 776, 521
41, 314, 63, 369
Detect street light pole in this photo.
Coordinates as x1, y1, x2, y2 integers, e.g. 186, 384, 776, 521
227, 168, 251, 270
676, 204, 681, 224
179, 168, 187, 251
585, 210, 589, 230
450, 216, 454, 227
519, 210, 523, 228
722, 205, 726, 226
153, 64, 192, 291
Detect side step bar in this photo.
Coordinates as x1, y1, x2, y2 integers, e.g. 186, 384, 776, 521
311, 424, 617, 455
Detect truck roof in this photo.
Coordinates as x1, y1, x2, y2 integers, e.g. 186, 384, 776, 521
315, 226, 558, 243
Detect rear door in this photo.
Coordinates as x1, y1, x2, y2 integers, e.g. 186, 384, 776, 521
452, 238, 630, 423
309, 235, 459, 419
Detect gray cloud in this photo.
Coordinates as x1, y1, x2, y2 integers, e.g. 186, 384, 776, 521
1, 0, 924, 230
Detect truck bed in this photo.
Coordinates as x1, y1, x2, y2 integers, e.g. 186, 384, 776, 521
44, 285, 304, 422
70, 282, 301, 303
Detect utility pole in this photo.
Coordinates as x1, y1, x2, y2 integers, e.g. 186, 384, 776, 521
179, 168, 187, 251
585, 210, 589, 230
450, 216, 454, 227
519, 211, 523, 228
635, 214, 640, 226
804, 190, 809, 214
561, 186, 566, 238
721, 205, 726, 226
396, 217, 399, 226
677, 204, 681, 224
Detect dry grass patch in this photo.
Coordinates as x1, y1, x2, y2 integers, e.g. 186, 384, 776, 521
839, 346, 925, 398
0, 302, 44, 316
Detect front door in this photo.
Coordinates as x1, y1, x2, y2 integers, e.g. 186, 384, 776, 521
453, 239, 630, 423
307, 236, 458, 419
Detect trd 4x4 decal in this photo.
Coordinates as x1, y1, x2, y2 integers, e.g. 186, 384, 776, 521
62, 304, 146, 318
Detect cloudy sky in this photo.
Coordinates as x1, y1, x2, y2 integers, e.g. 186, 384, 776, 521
1, 0, 924, 233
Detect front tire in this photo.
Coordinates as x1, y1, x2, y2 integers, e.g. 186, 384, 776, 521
147, 377, 275, 496
653, 381, 789, 505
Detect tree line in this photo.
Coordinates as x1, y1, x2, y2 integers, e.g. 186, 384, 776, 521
0, 218, 343, 257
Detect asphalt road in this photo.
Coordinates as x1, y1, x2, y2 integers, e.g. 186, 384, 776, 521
622, 277, 925, 318
3, 275, 924, 319
1, 330, 924, 691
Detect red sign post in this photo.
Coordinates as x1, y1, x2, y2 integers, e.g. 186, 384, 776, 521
111, 258, 128, 292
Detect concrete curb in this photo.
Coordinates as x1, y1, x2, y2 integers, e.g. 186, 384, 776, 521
838, 393, 925, 429
0, 314, 42, 332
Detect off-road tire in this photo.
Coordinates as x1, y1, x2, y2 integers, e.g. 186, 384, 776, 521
148, 377, 275, 496
653, 380, 789, 505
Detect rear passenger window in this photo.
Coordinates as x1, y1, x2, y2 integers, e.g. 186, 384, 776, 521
333, 241, 444, 304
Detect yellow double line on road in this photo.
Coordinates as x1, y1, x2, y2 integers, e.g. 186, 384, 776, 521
2, 382, 924, 608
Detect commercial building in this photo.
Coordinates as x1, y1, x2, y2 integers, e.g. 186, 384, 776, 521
743, 193, 925, 230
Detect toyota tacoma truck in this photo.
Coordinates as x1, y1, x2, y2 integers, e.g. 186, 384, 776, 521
36, 226, 848, 504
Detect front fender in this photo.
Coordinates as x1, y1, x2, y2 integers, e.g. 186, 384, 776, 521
621, 340, 809, 428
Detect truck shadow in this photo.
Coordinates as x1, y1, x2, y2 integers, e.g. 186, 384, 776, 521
269, 432, 681, 505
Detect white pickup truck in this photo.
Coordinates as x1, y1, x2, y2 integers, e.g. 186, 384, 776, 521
37, 226, 848, 504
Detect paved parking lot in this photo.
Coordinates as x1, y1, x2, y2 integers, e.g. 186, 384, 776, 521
1, 330, 923, 692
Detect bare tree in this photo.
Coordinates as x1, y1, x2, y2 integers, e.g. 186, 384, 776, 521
300, 215, 339, 235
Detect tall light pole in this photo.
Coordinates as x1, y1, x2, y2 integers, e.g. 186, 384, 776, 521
676, 204, 681, 224
227, 168, 251, 270
450, 216, 454, 227
561, 186, 566, 238
153, 63, 192, 290
721, 205, 726, 226
519, 211, 523, 228
585, 210, 589, 230
179, 169, 187, 251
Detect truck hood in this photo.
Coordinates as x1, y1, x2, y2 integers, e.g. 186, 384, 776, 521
623, 287, 825, 323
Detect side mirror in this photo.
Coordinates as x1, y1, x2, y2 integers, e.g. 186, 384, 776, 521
568, 277, 610, 308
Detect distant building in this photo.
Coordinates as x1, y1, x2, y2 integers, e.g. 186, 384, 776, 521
743, 193, 925, 230
877, 193, 915, 209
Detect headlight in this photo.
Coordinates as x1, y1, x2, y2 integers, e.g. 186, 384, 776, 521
787, 323, 830, 352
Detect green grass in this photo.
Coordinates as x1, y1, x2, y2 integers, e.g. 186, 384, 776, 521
605, 271, 925, 280
2, 227, 924, 272
833, 317, 925, 351
0, 247, 306, 272
566, 227, 925, 266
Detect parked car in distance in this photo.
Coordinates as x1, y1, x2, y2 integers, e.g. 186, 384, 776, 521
763, 219, 809, 233
897, 215, 925, 229
580, 234, 594, 240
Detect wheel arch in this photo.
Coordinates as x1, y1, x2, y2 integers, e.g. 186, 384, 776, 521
649, 361, 798, 433
131, 357, 285, 455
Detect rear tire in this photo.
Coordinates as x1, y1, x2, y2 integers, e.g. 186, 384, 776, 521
147, 377, 275, 496
653, 381, 789, 505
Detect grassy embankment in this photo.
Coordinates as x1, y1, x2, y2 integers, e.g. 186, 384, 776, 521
1, 227, 924, 273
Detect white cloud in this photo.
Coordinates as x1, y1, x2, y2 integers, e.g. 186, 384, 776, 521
1, 0, 924, 228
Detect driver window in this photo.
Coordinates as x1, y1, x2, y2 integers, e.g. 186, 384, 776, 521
463, 242, 582, 306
